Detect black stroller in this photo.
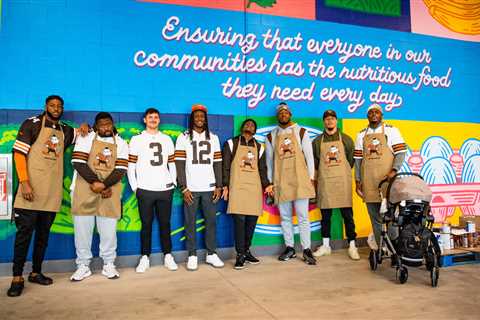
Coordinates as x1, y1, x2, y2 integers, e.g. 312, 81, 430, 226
368, 172, 442, 287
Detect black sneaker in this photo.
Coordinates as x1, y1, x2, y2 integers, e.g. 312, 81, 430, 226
234, 254, 246, 270
245, 250, 260, 265
278, 246, 296, 261
7, 280, 24, 297
28, 273, 53, 286
303, 249, 317, 265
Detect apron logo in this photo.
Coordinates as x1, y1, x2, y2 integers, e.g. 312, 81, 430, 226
367, 137, 383, 157
240, 150, 256, 170
42, 134, 60, 158
95, 147, 113, 168
325, 145, 341, 165
280, 137, 295, 157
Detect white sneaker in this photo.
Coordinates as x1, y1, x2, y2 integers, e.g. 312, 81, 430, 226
206, 253, 224, 268
164, 253, 178, 271
70, 264, 92, 281
367, 233, 379, 251
102, 262, 120, 279
135, 255, 150, 273
313, 245, 331, 257
348, 246, 361, 260
187, 255, 198, 271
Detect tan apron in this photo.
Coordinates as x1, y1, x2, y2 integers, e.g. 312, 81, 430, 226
71, 134, 122, 219
273, 129, 315, 204
361, 124, 394, 202
317, 133, 353, 209
14, 117, 65, 212
227, 142, 263, 216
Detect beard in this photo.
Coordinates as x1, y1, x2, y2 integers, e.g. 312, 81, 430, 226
279, 119, 290, 125
243, 128, 254, 135
99, 130, 113, 138
46, 110, 63, 121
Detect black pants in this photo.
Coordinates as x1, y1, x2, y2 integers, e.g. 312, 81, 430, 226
320, 207, 357, 242
233, 214, 258, 255
12, 209, 56, 277
136, 189, 173, 255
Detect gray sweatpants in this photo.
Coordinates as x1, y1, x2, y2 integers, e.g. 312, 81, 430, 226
183, 191, 217, 256
278, 198, 311, 250
73, 215, 118, 266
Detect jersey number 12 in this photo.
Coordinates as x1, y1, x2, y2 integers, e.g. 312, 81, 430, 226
191, 141, 211, 164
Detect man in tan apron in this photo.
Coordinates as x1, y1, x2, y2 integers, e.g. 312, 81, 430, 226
265, 103, 317, 265
312, 110, 360, 260
222, 119, 273, 269
8, 95, 87, 297
69, 112, 129, 281
354, 104, 407, 249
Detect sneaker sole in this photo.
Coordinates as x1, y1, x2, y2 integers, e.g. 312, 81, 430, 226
313, 253, 331, 257
246, 260, 260, 265
101, 271, 119, 279
234, 265, 246, 270
206, 262, 224, 268
303, 258, 317, 265
71, 270, 92, 282
278, 254, 297, 261
165, 266, 178, 271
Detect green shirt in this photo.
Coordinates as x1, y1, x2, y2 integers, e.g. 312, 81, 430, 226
312, 130, 355, 169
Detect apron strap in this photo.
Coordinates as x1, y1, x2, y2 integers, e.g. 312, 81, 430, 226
362, 123, 388, 145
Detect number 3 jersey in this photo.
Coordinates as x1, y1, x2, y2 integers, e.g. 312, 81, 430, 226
128, 131, 177, 192
175, 130, 222, 192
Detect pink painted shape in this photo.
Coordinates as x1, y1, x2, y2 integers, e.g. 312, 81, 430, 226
450, 153, 464, 179
429, 183, 480, 207
410, 0, 480, 42
408, 154, 424, 173
431, 207, 455, 223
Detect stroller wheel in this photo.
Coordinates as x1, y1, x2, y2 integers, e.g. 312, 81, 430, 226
397, 266, 408, 284
431, 267, 440, 287
369, 250, 378, 271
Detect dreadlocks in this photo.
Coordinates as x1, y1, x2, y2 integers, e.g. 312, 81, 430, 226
188, 110, 210, 140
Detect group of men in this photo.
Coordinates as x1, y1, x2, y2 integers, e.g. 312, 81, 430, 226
7, 95, 406, 297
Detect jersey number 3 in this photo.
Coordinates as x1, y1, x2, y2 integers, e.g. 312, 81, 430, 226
191, 141, 211, 164
149, 142, 163, 166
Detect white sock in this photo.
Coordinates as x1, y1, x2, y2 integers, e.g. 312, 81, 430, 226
323, 238, 330, 247
349, 240, 356, 248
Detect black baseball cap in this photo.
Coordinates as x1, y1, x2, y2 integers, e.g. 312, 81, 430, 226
323, 109, 337, 119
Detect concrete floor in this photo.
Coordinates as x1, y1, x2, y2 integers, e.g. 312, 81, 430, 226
1, 248, 478, 320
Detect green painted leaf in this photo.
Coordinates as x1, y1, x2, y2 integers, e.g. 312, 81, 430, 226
248, 0, 277, 9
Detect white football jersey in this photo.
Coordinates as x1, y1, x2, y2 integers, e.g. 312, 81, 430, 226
354, 123, 407, 159
175, 130, 221, 192
128, 131, 177, 192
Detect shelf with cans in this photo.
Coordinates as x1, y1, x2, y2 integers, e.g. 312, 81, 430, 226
434, 217, 480, 267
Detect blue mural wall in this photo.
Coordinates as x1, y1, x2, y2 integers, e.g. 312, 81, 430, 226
0, 0, 479, 267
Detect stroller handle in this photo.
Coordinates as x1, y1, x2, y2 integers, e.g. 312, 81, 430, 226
377, 172, 425, 189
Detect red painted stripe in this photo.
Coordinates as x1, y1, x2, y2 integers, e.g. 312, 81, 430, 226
139, 0, 316, 20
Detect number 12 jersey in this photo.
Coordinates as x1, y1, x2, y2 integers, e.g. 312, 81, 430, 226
175, 130, 222, 192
